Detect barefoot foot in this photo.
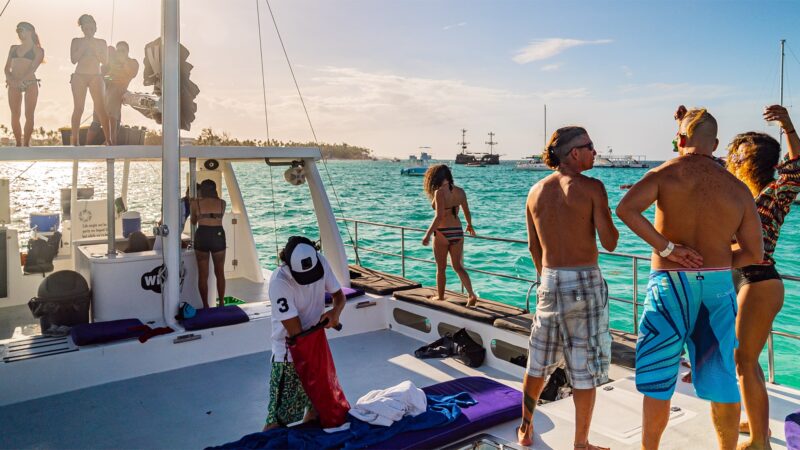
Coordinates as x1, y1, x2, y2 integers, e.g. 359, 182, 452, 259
466, 296, 478, 308
738, 420, 772, 436
517, 425, 533, 447
574, 444, 610, 450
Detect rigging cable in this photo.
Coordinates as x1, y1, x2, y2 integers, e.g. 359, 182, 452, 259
0, 0, 11, 18
255, 0, 280, 263
263, 0, 360, 264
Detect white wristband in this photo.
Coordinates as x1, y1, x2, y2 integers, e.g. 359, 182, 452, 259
658, 241, 675, 258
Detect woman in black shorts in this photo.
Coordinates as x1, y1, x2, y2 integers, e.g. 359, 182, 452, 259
191, 179, 226, 308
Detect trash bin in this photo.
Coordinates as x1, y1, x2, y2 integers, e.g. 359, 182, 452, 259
28, 270, 91, 333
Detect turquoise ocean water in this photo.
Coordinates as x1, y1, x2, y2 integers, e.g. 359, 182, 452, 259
2, 159, 798, 387
238, 160, 800, 389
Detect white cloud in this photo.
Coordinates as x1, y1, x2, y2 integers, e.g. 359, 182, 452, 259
443, 21, 467, 31
541, 63, 562, 72
513, 38, 612, 64
621, 65, 633, 77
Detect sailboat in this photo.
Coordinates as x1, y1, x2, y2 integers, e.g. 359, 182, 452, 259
475, 131, 500, 165
454, 128, 477, 164
515, 104, 551, 171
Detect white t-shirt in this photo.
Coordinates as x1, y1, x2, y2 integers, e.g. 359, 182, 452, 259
269, 254, 342, 362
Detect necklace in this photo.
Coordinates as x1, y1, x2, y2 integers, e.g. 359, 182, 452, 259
683, 152, 717, 161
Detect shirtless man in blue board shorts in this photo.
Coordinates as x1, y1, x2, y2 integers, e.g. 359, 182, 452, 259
518, 126, 619, 450
617, 107, 764, 450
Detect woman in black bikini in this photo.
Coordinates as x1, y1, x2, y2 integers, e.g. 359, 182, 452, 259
4, 22, 43, 146
70, 14, 112, 145
422, 164, 478, 306
191, 179, 227, 308
725, 105, 800, 447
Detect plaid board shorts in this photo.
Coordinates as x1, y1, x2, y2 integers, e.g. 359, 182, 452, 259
527, 267, 611, 389
266, 360, 312, 426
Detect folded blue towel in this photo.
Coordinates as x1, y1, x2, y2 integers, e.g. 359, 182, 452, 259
208, 392, 477, 450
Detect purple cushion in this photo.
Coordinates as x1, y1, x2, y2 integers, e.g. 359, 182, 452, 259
70, 318, 146, 346
182, 305, 249, 331
787, 410, 800, 450
368, 376, 522, 450
324, 287, 366, 304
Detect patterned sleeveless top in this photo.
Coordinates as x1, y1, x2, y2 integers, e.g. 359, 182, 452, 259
755, 154, 800, 265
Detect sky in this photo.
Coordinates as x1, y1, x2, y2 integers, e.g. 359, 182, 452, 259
0, 0, 799, 160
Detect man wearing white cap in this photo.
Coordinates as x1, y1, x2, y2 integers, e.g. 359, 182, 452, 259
263, 236, 345, 431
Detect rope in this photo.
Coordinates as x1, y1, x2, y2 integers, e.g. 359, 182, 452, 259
10, 161, 36, 182
268, 163, 280, 264
109, 0, 116, 43
264, 0, 359, 263
0, 0, 11, 18
256, 0, 279, 264
255, 0, 270, 142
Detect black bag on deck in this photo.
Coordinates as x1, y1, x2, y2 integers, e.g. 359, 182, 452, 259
452, 328, 486, 368
28, 270, 91, 333
24, 231, 61, 275
540, 367, 571, 402
414, 333, 456, 359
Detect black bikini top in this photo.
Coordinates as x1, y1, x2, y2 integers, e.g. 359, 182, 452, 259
13, 46, 35, 61
197, 199, 224, 220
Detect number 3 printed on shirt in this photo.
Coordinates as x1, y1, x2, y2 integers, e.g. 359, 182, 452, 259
276, 297, 289, 313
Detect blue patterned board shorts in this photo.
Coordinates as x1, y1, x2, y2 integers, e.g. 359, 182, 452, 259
636, 270, 739, 403
527, 267, 611, 389
266, 360, 312, 426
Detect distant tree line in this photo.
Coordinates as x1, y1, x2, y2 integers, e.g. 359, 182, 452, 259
0, 125, 373, 160
193, 128, 374, 160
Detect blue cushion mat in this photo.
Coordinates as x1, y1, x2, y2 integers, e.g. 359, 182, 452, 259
182, 305, 249, 331
70, 318, 146, 346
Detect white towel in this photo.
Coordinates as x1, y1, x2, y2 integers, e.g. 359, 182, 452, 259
348, 380, 427, 426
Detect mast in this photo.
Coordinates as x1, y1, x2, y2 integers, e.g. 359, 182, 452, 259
161, 0, 181, 328
780, 39, 786, 147
543, 104, 547, 149
459, 129, 468, 154
485, 132, 497, 155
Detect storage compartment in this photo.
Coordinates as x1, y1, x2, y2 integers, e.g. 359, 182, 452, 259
28, 270, 91, 333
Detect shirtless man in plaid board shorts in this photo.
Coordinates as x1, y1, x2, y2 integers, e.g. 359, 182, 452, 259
517, 126, 618, 450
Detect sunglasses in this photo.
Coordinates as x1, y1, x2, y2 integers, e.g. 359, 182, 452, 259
573, 142, 595, 151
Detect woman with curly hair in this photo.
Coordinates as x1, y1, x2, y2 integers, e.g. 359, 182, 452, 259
421, 164, 478, 306
726, 104, 800, 448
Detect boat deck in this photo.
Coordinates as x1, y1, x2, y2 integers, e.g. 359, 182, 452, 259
0, 328, 795, 449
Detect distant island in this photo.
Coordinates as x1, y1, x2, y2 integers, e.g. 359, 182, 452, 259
0, 125, 375, 160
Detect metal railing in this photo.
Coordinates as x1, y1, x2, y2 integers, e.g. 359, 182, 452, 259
340, 217, 800, 384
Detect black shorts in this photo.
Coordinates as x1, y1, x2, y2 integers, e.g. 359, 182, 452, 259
194, 225, 226, 253
733, 264, 781, 291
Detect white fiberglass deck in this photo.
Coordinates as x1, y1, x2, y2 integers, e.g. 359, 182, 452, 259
0, 328, 795, 449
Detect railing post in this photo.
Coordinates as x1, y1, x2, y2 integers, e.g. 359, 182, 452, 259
768, 332, 776, 383
354, 221, 359, 264
632, 258, 639, 335
400, 227, 405, 278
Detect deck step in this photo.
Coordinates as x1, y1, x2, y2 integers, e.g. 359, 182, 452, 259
2, 335, 77, 363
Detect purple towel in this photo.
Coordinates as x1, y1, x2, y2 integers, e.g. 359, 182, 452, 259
324, 287, 365, 304
787, 410, 800, 450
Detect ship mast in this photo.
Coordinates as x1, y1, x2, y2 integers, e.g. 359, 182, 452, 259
458, 129, 469, 154
485, 132, 497, 155
543, 104, 547, 149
